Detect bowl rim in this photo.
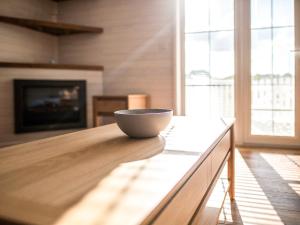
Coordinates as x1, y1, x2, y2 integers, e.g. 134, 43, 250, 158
114, 109, 173, 116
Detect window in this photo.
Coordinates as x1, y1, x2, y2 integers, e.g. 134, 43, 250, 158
185, 0, 234, 118
184, 0, 300, 146
250, 0, 295, 136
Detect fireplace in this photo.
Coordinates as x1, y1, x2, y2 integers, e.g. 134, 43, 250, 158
14, 79, 87, 133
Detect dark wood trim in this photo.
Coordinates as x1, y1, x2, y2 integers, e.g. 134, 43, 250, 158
0, 15, 103, 35
97, 112, 115, 116
93, 96, 128, 100
0, 62, 104, 71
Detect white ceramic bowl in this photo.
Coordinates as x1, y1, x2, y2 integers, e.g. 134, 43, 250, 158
114, 109, 173, 138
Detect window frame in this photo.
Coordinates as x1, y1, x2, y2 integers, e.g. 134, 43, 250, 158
180, 0, 300, 148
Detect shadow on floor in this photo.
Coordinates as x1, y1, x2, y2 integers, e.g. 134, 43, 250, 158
219, 148, 300, 225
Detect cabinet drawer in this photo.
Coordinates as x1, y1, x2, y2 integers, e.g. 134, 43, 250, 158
152, 155, 212, 225
95, 99, 127, 113
211, 131, 231, 178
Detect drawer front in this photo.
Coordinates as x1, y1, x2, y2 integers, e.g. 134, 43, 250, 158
152, 131, 231, 225
152, 155, 212, 225
211, 131, 231, 179
95, 99, 127, 113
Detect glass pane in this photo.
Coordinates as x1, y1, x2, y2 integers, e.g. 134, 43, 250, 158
210, 31, 234, 78
185, 82, 234, 118
251, 110, 273, 135
185, 33, 211, 117
185, 0, 234, 119
210, 0, 234, 31
251, 81, 273, 110
272, 28, 295, 125
185, 33, 209, 84
273, 84, 294, 111
250, 0, 295, 137
273, 111, 294, 136
273, 0, 294, 27
251, 29, 272, 75
185, 0, 209, 32
273, 28, 294, 75
251, 0, 272, 28
210, 31, 234, 118
186, 85, 211, 117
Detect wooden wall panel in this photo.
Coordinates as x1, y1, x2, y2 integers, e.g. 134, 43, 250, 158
58, 0, 176, 109
0, 23, 58, 63
0, 0, 58, 63
0, 0, 57, 21
0, 69, 103, 147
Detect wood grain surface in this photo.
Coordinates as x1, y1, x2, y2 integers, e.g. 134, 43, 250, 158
0, 117, 233, 225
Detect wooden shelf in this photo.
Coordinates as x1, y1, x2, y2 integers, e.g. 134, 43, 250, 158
0, 62, 104, 71
0, 15, 103, 35
191, 178, 229, 225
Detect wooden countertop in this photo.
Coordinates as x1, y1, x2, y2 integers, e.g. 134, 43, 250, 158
0, 117, 233, 225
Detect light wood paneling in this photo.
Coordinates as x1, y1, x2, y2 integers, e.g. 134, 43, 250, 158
0, 0, 57, 21
57, 0, 176, 109
0, 23, 58, 63
0, 0, 58, 63
0, 69, 103, 147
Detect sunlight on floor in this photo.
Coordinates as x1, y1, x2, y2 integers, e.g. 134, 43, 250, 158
261, 153, 300, 196
219, 149, 300, 225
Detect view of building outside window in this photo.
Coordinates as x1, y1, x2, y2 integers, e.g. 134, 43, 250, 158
251, 0, 295, 136
185, 0, 234, 119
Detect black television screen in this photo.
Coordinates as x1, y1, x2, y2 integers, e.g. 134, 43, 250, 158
14, 79, 87, 133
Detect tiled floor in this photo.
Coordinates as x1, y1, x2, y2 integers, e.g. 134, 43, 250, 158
218, 148, 300, 225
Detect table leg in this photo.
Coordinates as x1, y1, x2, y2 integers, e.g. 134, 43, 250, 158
228, 126, 235, 200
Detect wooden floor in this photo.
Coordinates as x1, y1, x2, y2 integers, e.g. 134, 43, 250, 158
218, 148, 300, 225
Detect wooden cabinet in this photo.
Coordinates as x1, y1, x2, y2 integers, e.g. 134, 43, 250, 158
152, 156, 212, 225
93, 94, 148, 126
152, 129, 232, 225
